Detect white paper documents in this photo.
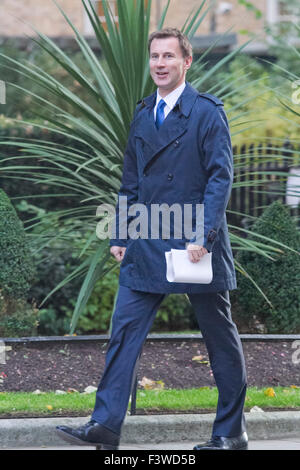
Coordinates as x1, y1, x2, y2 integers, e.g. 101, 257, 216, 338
165, 249, 213, 284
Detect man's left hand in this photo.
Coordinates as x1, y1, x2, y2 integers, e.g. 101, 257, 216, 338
187, 244, 208, 263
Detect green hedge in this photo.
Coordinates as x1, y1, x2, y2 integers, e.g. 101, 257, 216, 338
234, 200, 300, 333
0, 189, 37, 336
0, 189, 36, 298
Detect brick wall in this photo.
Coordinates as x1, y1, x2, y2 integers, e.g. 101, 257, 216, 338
0, 0, 82, 36
0, 0, 268, 45
155, 0, 268, 45
215, 0, 267, 43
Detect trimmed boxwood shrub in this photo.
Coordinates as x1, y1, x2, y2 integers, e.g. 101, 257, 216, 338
234, 200, 300, 333
0, 189, 37, 336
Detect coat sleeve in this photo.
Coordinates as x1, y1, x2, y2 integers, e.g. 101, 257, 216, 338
109, 111, 139, 247
191, 104, 234, 252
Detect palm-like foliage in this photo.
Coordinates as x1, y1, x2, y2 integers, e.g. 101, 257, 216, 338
0, 0, 297, 333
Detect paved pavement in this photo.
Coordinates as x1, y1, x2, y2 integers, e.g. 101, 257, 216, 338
3, 438, 300, 451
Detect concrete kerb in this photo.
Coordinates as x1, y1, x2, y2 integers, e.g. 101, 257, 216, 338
0, 411, 300, 448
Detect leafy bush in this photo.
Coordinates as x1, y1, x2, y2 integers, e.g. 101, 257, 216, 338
0, 299, 39, 337
152, 294, 195, 332
0, 189, 37, 336
62, 266, 120, 334
0, 118, 89, 217
1, 40, 96, 119
56, 266, 194, 335
33, 248, 84, 336
206, 53, 300, 147
234, 200, 300, 333
25, 208, 94, 336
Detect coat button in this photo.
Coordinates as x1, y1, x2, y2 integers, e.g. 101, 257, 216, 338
208, 229, 217, 242
167, 173, 173, 181
143, 171, 148, 177
174, 139, 180, 147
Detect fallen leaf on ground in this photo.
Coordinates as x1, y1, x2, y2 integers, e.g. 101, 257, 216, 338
264, 387, 276, 397
138, 376, 165, 390
192, 355, 209, 365
192, 355, 204, 361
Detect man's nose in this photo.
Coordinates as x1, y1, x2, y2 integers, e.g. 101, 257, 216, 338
157, 56, 166, 67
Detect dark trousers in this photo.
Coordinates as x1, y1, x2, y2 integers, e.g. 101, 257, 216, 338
92, 285, 247, 437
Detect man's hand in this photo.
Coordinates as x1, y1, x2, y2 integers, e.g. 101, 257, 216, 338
187, 244, 208, 263
110, 246, 126, 262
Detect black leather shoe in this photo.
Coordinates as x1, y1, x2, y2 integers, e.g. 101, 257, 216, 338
56, 420, 120, 450
193, 432, 248, 450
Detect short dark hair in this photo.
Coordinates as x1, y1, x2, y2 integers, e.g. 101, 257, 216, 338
148, 27, 193, 58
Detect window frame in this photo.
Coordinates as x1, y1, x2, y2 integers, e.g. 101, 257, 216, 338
266, 0, 300, 45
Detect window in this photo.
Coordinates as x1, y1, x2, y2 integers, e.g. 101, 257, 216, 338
278, 1, 297, 20
267, 0, 300, 44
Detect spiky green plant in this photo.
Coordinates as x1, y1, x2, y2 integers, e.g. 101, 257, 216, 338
0, 0, 297, 333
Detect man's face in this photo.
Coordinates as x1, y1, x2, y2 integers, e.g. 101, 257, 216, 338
149, 37, 192, 97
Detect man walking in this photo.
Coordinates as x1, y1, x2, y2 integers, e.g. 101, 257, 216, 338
56, 28, 248, 451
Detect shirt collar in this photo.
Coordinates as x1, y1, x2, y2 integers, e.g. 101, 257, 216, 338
156, 82, 186, 110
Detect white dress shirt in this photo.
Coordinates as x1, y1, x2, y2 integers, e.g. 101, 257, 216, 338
154, 82, 186, 121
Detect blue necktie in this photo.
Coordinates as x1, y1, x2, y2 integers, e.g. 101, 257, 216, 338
155, 99, 166, 130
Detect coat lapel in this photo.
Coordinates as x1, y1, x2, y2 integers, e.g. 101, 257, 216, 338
134, 82, 199, 172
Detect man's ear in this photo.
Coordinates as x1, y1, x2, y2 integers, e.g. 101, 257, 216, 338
185, 55, 193, 71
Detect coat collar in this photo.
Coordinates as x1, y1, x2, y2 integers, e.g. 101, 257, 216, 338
141, 81, 199, 118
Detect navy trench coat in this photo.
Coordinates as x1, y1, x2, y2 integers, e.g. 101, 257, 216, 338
109, 82, 237, 294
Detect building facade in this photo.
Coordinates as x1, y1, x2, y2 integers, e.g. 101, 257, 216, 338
0, 0, 298, 53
